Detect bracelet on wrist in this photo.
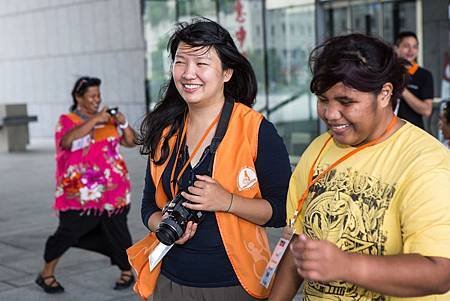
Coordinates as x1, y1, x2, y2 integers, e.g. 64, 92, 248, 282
226, 193, 234, 212
119, 120, 129, 129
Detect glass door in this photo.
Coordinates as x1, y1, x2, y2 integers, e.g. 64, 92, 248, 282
322, 0, 417, 44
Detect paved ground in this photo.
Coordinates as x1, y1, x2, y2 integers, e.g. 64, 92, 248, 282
0, 139, 147, 301
0, 139, 301, 301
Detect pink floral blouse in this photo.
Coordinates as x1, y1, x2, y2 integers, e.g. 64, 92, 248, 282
53, 113, 131, 214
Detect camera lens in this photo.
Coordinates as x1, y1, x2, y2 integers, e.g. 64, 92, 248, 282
155, 193, 206, 245
156, 218, 184, 245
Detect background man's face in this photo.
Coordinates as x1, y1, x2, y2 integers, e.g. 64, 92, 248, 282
395, 36, 418, 64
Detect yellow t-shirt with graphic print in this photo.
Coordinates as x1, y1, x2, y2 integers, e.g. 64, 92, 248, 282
287, 122, 450, 301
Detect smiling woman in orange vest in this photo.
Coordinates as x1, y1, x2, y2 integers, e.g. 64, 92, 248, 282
127, 18, 291, 301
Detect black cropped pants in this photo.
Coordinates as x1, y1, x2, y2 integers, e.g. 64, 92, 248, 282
43, 205, 132, 271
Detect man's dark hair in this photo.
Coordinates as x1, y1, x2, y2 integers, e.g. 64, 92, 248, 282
309, 33, 408, 107
394, 31, 418, 46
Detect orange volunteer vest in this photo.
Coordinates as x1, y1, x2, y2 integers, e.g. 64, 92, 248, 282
127, 102, 272, 300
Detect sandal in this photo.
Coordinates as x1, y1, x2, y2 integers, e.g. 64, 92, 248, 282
113, 271, 134, 290
35, 274, 65, 294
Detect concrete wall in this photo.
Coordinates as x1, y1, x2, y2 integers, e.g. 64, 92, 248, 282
0, 0, 146, 138
422, 0, 449, 98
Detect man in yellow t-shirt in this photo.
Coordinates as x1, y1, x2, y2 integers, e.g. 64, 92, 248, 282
287, 123, 450, 300
270, 34, 450, 301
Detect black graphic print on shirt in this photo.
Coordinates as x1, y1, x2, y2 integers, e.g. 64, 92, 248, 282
302, 166, 396, 301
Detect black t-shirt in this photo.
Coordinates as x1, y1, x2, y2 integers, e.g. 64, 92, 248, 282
141, 118, 291, 287
397, 66, 434, 129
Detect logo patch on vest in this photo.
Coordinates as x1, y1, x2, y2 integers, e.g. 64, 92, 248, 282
237, 167, 258, 191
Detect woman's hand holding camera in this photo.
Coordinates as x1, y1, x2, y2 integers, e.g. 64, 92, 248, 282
94, 106, 127, 126
112, 111, 127, 126
174, 221, 198, 245
93, 107, 111, 124
173, 175, 227, 245
181, 175, 232, 213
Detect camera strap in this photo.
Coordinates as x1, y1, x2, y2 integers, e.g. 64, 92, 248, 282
207, 98, 234, 175
169, 99, 235, 196
170, 112, 220, 197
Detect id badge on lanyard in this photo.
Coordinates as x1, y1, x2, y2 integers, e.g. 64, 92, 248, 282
261, 225, 295, 288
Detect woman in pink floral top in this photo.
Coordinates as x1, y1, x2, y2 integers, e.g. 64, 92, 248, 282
36, 77, 136, 294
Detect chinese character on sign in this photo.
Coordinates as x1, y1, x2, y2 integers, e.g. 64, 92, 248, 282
235, 0, 246, 23
235, 26, 247, 49
234, 0, 247, 52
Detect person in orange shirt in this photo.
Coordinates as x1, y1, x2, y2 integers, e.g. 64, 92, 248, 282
394, 31, 434, 129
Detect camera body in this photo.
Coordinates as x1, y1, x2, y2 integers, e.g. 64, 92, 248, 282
156, 193, 205, 245
107, 107, 119, 116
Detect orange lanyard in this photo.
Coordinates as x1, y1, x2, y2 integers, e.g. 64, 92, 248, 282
408, 63, 419, 75
170, 113, 221, 197
289, 116, 398, 228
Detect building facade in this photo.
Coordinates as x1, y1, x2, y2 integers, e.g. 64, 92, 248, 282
143, 0, 449, 155
0, 0, 448, 155
0, 0, 146, 139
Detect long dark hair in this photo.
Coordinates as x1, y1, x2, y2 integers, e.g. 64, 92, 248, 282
137, 17, 257, 164
70, 76, 101, 111
309, 33, 408, 107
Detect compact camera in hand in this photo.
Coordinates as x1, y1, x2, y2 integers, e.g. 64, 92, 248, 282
107, 107, 119, 116
156, 193, 205, 245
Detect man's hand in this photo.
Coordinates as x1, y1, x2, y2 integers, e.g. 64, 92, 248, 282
291, 235, 350, 283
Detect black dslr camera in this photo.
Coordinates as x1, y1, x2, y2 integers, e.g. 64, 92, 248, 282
156, 193, 205, 245
107, 107, 119, 116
